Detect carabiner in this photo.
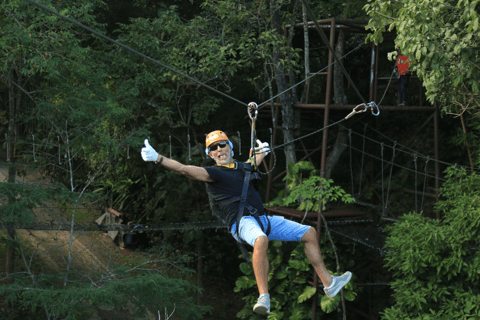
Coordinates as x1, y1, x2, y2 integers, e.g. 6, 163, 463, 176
369, 102, 380, 116
345, 103, 368, 119
248, 102, 258, 121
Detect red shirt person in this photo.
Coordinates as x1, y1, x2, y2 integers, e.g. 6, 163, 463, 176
396, 48, 411, 106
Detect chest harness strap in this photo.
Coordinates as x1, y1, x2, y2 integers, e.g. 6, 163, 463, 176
235, 162, 271, 241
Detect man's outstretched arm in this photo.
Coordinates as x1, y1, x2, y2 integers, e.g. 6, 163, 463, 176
141, 139, 213, 182
158, 155, 213, 182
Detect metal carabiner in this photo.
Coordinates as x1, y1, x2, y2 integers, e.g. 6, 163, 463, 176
369, 101, 380, 116
345, 103, 368, 119
248, 102, 258, 121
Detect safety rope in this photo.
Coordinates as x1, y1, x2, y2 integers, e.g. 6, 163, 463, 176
246, 103, 276, 175
247, 102, 258, 170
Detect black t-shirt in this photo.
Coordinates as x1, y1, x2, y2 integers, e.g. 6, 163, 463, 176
205, 160, 264, 227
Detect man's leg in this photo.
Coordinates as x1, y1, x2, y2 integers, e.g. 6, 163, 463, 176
397, 79, 402, 105
301, 227, 352, 298
252, 235, 269, 295
252, 235, 270, 314
301, 227, 332, 287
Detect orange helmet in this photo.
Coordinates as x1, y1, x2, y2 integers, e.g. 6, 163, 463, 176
205, 130, 229, 148
205, 130, 234, 157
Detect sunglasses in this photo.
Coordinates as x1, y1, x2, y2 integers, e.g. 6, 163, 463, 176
209, 141, 228, 151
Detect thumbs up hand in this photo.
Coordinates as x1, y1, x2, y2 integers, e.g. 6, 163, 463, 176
254, 139, 270, 155
141, 139, 159, 162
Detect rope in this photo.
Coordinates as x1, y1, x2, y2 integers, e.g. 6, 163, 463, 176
324, 226, 387, 255
358, 124, 367, 197
348, 128, 480, 174
24, 0, 247, 108
383, 141, 397, 218
346, 144, 447, 182
377, 66, 396, 106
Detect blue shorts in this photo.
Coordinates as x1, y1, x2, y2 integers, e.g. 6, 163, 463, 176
230, 215, 311, 247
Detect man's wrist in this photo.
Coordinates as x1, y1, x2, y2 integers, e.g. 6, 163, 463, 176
156, 155, 164, 164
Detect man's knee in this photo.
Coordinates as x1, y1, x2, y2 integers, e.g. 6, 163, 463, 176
301, 227, 316, 243
254, 236, 269, 250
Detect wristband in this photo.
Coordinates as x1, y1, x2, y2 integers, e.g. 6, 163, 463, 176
156, 156, 164, 164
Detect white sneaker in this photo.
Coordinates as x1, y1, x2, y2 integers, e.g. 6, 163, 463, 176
324, 271, 352, 298
253, 293, 270, 315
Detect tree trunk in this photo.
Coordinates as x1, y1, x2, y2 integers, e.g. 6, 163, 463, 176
6, 67, 17, 278
325, 29, 349, 180
270, 0, 297, 168
301, 2, 310, 104
325, 126, 348, 180
333, 29, 347, 106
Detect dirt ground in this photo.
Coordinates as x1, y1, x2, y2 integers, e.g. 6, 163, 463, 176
0, 164, 245, 320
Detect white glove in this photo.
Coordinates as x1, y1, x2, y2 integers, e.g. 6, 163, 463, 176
254, 139, 270, 155
141, 139, 159, 162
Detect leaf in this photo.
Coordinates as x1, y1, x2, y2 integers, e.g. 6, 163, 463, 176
240, 262, 253, 276
266, 310, 284, 320
297, 286, 316, 303
235, 276, 257, 291
343, 290, 357, 301
320, 294, 340, 313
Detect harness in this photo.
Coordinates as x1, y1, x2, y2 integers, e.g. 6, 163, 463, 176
205, 162, 271, 244
235, 162, 271, 241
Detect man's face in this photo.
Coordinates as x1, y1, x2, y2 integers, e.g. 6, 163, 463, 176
208, 141, 232, 165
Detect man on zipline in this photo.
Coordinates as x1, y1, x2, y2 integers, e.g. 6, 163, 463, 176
141, 130, 351, 315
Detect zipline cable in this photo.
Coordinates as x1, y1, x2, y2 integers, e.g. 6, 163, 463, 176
257, 42, 364, 109
271, 118, 347, 151
24, 0, 247, 108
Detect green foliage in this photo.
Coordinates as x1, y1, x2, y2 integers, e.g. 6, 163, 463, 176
0, 182, 70, 225
267, 161, 355, 212
234, 241, 357, 319
381, 166, 480, 319
364, 0, 480, 113
0, 257, 208, 320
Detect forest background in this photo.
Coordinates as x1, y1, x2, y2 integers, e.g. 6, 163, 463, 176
1, 0, 480, 319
